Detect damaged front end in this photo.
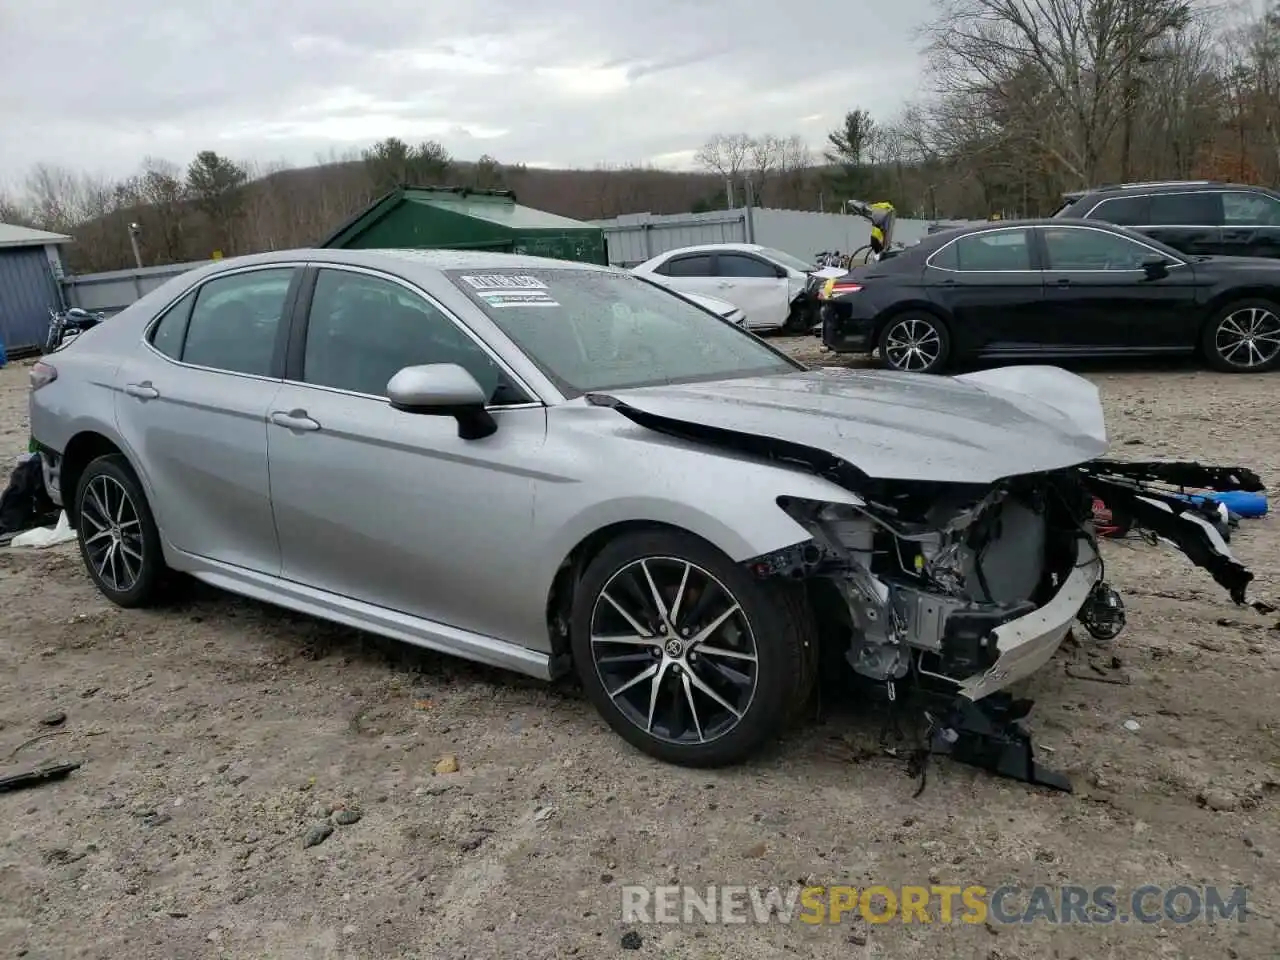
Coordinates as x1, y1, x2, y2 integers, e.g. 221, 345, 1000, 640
748, 461, 1263, 791
586, 388, 1265, 791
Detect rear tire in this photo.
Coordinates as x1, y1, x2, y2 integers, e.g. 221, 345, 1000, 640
877, 311, 952, 374
570, 529, 816, 767
73, 454, 168, 608
1200, 299, 1280, 373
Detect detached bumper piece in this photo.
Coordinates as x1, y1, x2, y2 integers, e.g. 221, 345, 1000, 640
929, 693, 1072, 792
1079, 459, 1263, 604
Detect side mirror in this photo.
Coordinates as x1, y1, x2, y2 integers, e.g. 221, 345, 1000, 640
386, 363, 497, 440
1141, 256, 1169, 280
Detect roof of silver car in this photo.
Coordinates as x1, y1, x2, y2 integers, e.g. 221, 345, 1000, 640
201, 247, 618, 273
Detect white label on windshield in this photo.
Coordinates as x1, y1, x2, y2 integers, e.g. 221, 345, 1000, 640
461, 274, 548, 290
475, 290, 560, 307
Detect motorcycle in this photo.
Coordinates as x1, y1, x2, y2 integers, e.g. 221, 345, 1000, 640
44, 306, 105, 354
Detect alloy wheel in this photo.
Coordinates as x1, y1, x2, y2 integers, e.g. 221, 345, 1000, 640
80, 474, 145, 593
882, 317, 942, 371
589, 557, 759, 745
1215, 307, 1280, 369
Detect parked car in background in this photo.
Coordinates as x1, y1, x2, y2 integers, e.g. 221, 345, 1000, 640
28, 247, 1253, 771
633, 242, 817, 332
1054, 180, 1280, 260
819, 218, 1280, 374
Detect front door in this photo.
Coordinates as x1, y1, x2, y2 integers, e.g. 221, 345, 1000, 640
924, 227, 1045, 354
1038, 226, 1199, 350
712, 252, 791, 328
1220, 191, 1280, 260
112, 265, 299, 573
265, 266, 548, 642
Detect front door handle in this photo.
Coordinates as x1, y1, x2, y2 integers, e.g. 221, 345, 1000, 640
716, 281, 733, 289
1056, 278, 1072, 286
270, 410, 321, 432
124, 382, 160, 400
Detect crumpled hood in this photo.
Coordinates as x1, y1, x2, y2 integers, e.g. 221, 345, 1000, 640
591, 366, 1109, 484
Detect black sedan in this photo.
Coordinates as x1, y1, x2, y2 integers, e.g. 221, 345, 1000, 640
819, 218, 1280, 374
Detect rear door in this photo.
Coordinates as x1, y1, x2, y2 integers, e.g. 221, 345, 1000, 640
1038, 225, 1199, 350
713, 252, 790, 329
1144, 192, 1223, 256
113, 265, 300, 573
924, 226, 1045, 354
652, 253, 719, 300
1219, 191, 1280, 260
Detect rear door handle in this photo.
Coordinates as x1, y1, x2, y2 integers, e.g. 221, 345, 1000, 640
270, 410, 321, 432
716, 281, 733, 289
1056, 278, 1072, 286
124, 382, 160, 400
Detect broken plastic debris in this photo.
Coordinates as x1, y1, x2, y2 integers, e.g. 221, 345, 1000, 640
9, 511, 76, 548
1123, 720, 1141, 732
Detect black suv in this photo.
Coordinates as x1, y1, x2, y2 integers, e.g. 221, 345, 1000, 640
1053, 180, 1280, 259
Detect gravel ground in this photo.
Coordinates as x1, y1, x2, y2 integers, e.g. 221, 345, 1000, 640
1, 346, 1278, 960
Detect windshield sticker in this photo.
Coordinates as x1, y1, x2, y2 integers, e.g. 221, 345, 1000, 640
460, 274, 549, 291
475, 289, 560, 308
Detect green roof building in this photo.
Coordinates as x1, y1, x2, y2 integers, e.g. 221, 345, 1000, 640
320, 185, 607, 265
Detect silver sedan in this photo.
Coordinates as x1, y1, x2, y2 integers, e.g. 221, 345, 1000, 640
28, 249, 1253, 771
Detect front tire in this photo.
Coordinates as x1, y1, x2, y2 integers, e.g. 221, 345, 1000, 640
73, 454, 167, 608
877, 311, 952, 374
570, 530, 816, 767
1200, 299, 1280, 373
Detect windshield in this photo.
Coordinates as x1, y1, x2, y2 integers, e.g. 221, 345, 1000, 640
446, 268, 800, 396
759, 247, 817, 273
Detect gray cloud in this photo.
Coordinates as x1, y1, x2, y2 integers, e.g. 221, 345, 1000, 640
0, 0, 928, 184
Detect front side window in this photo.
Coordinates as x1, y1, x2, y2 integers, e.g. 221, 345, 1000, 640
717, 254, 779, 278
1222, 192, 1280, 226
1148, 192, 1222, 226
446, 268, 799, 395
1042, 228, 1156, 271
664, 255, 714, 278
303, 269, 521, 403
180, 268, 295, 375
949, 230, 1033, 271
758, 247, 815, 273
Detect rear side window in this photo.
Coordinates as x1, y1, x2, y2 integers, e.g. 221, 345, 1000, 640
949, 230, 1033, 271
180, 268, 295, 376
149, 289, 197, 359
1148, 192, 1222, 226
1089, 195, 1149, 226
664, 255, 713, 277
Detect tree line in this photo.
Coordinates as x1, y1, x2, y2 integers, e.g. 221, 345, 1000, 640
2, 0, 1276, 274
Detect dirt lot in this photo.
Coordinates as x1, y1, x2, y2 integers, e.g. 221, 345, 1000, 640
1, 346, 1278, 960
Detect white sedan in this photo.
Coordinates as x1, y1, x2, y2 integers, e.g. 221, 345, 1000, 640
633, 243, 817, 332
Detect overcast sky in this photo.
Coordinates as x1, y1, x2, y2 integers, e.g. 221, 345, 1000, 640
0, 0, 928, 187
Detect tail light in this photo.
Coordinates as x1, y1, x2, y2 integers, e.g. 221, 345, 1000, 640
29, 361, 57, 390
819, 279, 864, 299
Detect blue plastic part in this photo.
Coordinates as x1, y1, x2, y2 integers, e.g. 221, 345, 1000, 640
1172, 490, 1268, 518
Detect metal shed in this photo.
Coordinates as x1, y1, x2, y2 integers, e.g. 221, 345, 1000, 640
320, 185, 608, 265
0, 222, 70, 355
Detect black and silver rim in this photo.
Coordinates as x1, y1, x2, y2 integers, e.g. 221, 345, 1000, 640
589, 557, 758, 745
883, 317, 942, 371
1215, 307, 1280, 369
80, 475, 144, 593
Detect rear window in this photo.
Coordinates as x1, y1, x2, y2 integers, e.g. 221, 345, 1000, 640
1089, 195, 1150, 226
446, 269, 799, 396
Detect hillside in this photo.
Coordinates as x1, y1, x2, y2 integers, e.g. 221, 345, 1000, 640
47, 158, 775, 275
